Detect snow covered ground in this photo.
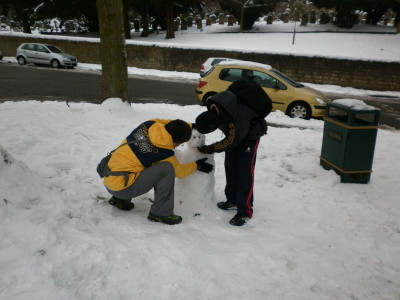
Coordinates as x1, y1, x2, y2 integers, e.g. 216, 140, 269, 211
2, 19, 399, 62
0, 21, 399, 300
1, 99, 399, 300
127, 21, 400, 63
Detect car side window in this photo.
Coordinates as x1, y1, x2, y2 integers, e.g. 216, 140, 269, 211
241, 69, 254, 80
219, 68, 241, 82
23, 44, 36, 51
250, 70, 287, 90
36, 45, 47, 53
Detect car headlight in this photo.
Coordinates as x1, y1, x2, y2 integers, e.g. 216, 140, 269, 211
315, 97, 326, 105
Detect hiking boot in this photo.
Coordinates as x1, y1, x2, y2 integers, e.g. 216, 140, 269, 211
108, 197, 135, 211
217, 201, 237, 210
229, 214, 250, 226
148, 213, 182, 225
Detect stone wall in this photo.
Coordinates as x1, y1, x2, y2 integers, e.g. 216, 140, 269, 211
1, 34, 399, 91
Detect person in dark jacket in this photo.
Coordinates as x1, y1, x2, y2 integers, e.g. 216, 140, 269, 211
195, 80, 268, 226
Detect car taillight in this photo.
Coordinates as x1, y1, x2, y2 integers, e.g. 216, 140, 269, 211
198, 81, 208, 88
200, 65, 205, 70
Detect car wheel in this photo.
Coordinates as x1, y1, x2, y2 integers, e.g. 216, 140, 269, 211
17, 56, 26, 65
203, 93, 216, 105
287, 102, 311, 119
51, 59, 60, 68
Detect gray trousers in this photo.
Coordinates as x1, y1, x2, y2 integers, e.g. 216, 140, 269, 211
109, 162, 175, 216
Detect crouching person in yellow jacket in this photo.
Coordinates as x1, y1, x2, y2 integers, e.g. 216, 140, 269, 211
103, 119, 213, 225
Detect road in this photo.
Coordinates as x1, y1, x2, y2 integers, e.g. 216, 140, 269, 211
1, 63, 399, 129
0, 63, 196, 105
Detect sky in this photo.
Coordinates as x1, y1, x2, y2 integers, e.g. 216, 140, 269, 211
0, 21, 400, 300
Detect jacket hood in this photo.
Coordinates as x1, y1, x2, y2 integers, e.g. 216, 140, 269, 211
211, 90, 258, 120
210, 91, 239, 119
148, 122, 174, 149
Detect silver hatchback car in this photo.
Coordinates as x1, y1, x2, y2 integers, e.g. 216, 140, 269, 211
16, 43, 78, 68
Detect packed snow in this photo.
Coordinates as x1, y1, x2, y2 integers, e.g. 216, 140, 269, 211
1, 97, 399, 300
333, 98, 380, 111
127, 21, 400, 63
0, 21, 399, 300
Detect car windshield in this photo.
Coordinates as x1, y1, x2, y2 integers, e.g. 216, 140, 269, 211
270, 69, 304, 88
46, 45, 63, 53
211, 58, 228, 66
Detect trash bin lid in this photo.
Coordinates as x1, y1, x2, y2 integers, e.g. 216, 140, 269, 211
330, 99, 380, 112
326, 99, 380, 126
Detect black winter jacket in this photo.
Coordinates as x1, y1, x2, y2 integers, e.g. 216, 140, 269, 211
206, 90, 267, 152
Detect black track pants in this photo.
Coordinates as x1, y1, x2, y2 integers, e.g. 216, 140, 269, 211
224, 139, 260, 217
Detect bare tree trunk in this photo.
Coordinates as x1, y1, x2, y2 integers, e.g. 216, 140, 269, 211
123, 3, 131, 39
22, 9, 31, 34
96, 0, 129, 103
336, 7, 354, 28
165, 7, 175, 39
239, 0, 245, 33
141, 6, 150, 37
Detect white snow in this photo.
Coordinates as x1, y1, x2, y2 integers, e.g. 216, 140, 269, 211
218, 59, 273, 70
333, 99, 380, 111
175, 129, 216, 214
0, 21, 399, 300
2, 20, 399, 62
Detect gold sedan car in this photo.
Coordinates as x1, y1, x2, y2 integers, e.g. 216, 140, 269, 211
195, 60, 329, 119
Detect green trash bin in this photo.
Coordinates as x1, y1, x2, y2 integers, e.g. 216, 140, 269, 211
320, 99, 380, 183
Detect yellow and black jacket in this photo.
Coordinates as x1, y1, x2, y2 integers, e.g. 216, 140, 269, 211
104, 119, 197, 191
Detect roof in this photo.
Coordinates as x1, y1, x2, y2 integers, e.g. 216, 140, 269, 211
217, 59, 272, 71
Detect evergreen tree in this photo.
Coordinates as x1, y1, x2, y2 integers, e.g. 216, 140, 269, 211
0, 0, 43, 33
361, 0, 398, 25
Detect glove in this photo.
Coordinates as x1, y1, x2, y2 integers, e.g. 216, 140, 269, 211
196, 158, 214, 173
198, 144, 215, 154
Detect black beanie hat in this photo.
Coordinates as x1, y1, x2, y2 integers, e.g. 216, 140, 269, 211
165, 119, 192, 144
195, 111, 219, 134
